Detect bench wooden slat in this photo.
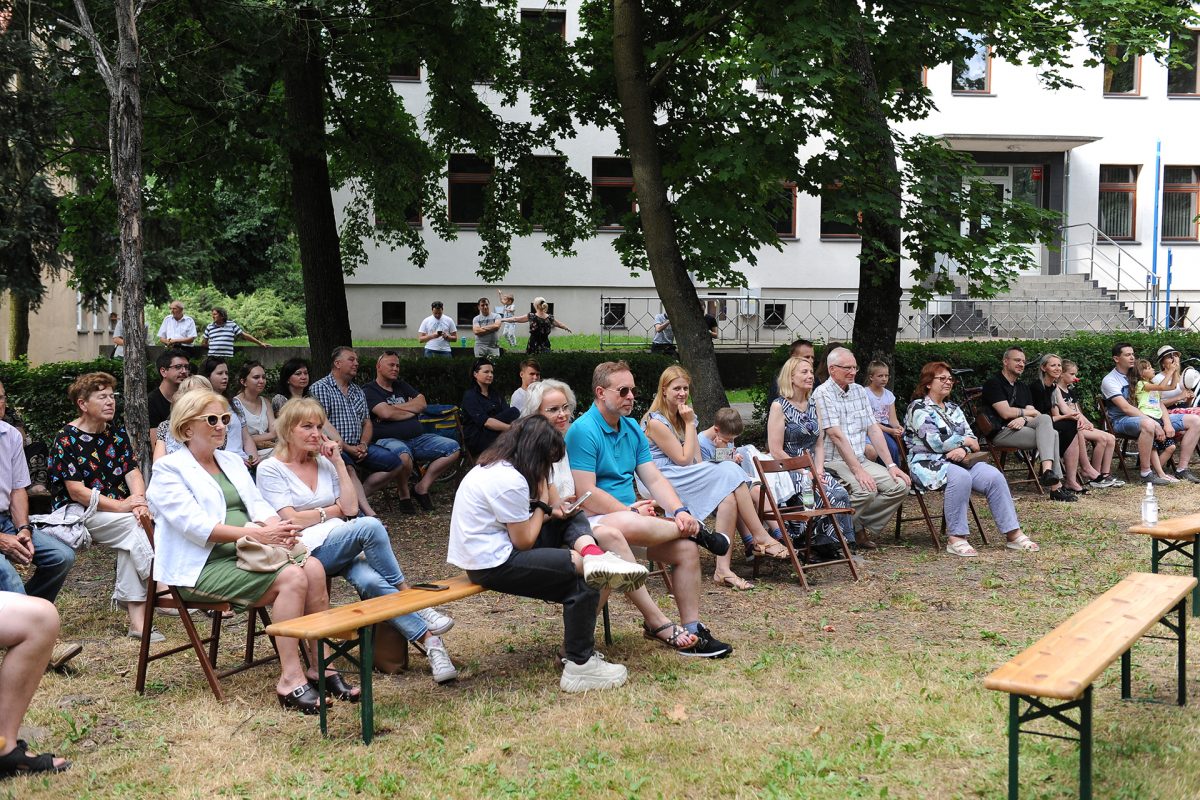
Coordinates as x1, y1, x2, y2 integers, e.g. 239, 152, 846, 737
983, 572, 1197, 700
1128, 513, 1200, 540
265, 574, 484, 640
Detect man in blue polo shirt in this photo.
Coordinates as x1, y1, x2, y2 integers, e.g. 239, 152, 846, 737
567, 360, 732, 658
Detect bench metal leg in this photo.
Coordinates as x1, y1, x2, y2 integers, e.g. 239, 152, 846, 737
359, 625, 375, 745
1150, 539, 1199, 617
1007, 688, 1093, 800
1121, 651, 1131, 700
317, 639, 329, 737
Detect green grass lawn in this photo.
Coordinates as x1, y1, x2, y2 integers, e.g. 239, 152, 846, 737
16, 478, 1200, 799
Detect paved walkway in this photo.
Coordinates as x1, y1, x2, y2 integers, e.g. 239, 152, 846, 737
731, 402, 755, 423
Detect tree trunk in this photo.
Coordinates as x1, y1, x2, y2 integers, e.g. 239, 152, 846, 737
8, 293, 28, 359
611, 0, 726, 423
113, 0, 150, 471
843, 20, 903, 369
282, 7, 351, 375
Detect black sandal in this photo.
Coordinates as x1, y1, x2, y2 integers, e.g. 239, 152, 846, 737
308, 672, 360, 703
642, 622, 698, 651
0, 740, 71, 778
277, 683, 321, 715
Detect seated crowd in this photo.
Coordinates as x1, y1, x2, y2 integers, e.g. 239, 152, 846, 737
3, 336, 1195, 778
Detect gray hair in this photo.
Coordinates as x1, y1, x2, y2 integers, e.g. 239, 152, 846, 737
520, 379, 577, 419
826, 346, 852, 369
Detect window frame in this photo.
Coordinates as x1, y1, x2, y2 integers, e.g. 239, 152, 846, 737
1097, 164, 1139, 242
387, 58, 421, 83
769, 182, 798, 239
519, 8, 567, 39
1167, 30, 1200, 97
952, 32, 993, 95
601, 302, 628, 330
1102, 46, 1142, 97
819, 181, 862, 241
592, 157, 636, 230
762, 303, 787, 329
381, 301, 407, 328
448, 154, 493, 227
1162, 166, 1200, 242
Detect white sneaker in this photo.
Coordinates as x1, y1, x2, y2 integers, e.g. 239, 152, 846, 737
416, 606, 455, 636
582, 552, 649, 592
425, 636, 458, 684
560, 652, 627, 693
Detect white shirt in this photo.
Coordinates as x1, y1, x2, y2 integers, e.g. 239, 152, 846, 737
147, 448, 276, 587
1100, 368, 1130, 418
157, 314, 196, 343
447, 461, 531, 571
510, 387, 530, 415
419, 314, 457, 353
255, 455, 346, 550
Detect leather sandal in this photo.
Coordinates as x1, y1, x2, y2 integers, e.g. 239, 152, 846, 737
642, 622, 698, 651
0, 740, 70, 778
277, 683, 322, 715
945, 539, 978, 557
308, 672, 360, 703
752, 541, 790, 560
713, 574, 755, 591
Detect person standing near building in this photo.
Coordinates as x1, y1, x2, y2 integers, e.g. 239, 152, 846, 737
199, 307, 272, 357
418, 301, 457, 358
472, 297, 504, 358
110, 312, 125, 359
156, 300, 197, 353
651, 310, 676, 355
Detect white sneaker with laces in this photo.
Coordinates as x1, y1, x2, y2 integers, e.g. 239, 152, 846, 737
582, 552, 649, 592
416, 606, 455, 636
425, 636, 458, 684
560, 652, 628, 693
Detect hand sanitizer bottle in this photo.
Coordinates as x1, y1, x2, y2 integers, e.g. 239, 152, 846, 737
1141, 482, 1158, 527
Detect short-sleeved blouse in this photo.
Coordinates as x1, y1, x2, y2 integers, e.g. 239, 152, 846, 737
49, 423, 138, 510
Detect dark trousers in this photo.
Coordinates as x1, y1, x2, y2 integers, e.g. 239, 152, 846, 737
468, 546, 598, 665
1051, 418, 1079, 459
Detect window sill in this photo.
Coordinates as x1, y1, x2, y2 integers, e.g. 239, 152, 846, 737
1162, 240, 1200, 245
381, 324, 409, 329
388, 76, 420, 83
1167, 93, 1200, 99
951, 91, 996, 97
1097, 239, 1139, 245
1103, 93, 1145, 99
820, 236, 862, 242
602, 326, 629, 331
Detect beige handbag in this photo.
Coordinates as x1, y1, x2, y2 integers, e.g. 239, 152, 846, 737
235, 536, 308, 573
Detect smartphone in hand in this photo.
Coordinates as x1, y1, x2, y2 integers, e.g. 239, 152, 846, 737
562, 491, 593, 516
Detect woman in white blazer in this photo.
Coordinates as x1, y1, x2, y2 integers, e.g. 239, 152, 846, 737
147, 390, 354, 714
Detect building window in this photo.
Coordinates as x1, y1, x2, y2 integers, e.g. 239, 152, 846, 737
388, 56, 420, 82
1163, 166, 1200, 241
952, 31, 991, 94
1103, 45, 1140, 95
602, 302, 627, 329
449, 154, 492, 225
1097, 165, 1138, 241
1168, 31, 1200, 95
763, 303, 787, 328
456, 302, 478, 326
820, 182, 861, 239
520, 9, 566, 39
519, 155, 566, 223
768, 183, 797, 238
593, 157, 635, 229
382, 302, 406, 327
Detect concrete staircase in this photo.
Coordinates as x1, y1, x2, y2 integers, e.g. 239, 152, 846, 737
939, 273, 1144, 338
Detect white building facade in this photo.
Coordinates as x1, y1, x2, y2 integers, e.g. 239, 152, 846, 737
340, 8, 1200, 344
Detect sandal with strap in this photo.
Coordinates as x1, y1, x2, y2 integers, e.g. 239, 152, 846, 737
945, 539, 978, 558
0, 740, 71, 778
1005, 533, 1040, 552
753, 541, 790, 560
713, 574, 755, 591
642, 622, 698, 651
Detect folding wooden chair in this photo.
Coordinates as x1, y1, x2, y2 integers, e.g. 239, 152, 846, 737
134, 517, 281, 701
893, 438, 988, 549
752, 453, 858, 589
965, 387, 1044, 495
601, 553, 673, 646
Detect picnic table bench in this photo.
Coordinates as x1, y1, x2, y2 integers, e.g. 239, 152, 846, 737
1128, 512, 1200, 616
265, 574, 485, 743
983, 572, 1196, 800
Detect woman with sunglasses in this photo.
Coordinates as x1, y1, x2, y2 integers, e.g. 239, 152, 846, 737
461, 358, 520, 456
903, 362, 1038, 556
148, 390, 352, 713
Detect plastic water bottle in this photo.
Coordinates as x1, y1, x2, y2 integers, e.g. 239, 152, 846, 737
1141, 482, 1158, 527
800, 470, 816, 509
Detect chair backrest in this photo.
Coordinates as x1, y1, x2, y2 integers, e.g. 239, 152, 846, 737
753, 452, 813, 475
1095, 394, 1115, 434
139, 515, 155, 548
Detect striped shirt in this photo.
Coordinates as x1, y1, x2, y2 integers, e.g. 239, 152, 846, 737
202, 320, 243, 357
309, 375, 368, 445
812, 377, 875, 464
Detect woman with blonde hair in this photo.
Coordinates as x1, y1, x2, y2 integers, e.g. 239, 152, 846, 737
147, 390, 352, 712
643, 365, 788, 589
500, 296, 572, 354
153, 375, 213, 461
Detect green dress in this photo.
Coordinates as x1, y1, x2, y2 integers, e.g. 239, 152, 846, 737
176, 470, 286, 612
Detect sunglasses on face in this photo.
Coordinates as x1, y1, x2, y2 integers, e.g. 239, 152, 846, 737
542, 404, 571, 416
199, 413, 232, 427
605, 385, 635, 398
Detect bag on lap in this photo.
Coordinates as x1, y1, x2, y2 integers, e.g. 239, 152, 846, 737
235, 537, 309, 572
30, 488, 100, 550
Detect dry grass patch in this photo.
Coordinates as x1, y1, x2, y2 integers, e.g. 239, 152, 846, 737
7, 480, 1200, 799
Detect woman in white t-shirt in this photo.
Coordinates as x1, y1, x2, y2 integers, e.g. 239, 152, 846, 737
448, 415, 638, 693
256, 399, 458, 685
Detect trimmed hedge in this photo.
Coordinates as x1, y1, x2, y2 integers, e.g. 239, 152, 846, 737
752, 331, 1200, 421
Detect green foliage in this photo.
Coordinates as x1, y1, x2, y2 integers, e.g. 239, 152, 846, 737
753, 332, 1200, 421
146, 284, 307, 341
0, 357, 132, 444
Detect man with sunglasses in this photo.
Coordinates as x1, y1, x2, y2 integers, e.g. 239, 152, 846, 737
148, 350, 191, 429
565, 361, 732, 658
812, 347, 910, 550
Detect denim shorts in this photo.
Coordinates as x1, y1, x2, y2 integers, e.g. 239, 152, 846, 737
376, 433, 460, 463
340, 444, 402, 473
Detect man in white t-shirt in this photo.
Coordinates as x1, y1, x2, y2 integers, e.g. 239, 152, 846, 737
418, 301, 457, 358
1102, 341, 1200, 485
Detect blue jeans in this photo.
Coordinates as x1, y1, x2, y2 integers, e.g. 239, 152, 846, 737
0, 512, 76, 602
339, 444, 403, 474
376, 433, 460, 463
423, 349, 452, 359
308, 517, 428, 641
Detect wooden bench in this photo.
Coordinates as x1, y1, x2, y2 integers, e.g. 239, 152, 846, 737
1128, 513, 1200, 616
265, 574, 486, 743
983, 572, 1197, 800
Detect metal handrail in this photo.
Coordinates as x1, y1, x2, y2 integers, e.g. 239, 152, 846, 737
1059, 222, 1157, 309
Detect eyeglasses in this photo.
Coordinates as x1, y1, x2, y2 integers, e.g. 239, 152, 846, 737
200, 413, 232, 427
169, 363, 189, 371
932, 375, 955, 383
831, 364, 858, 373
542, 404, 571, 416
605, 385, 636, 398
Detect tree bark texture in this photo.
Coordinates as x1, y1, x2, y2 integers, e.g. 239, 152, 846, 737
8, 293, 29, 359
282, 7, 352, 376
113, 0, 151, 471
611, 0, 727, 424
842, 21, 903, 369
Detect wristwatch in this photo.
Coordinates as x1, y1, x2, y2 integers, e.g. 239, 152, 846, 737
16, 524, 32, 533
673, 506, 692, 517
530, 499, 553, 515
